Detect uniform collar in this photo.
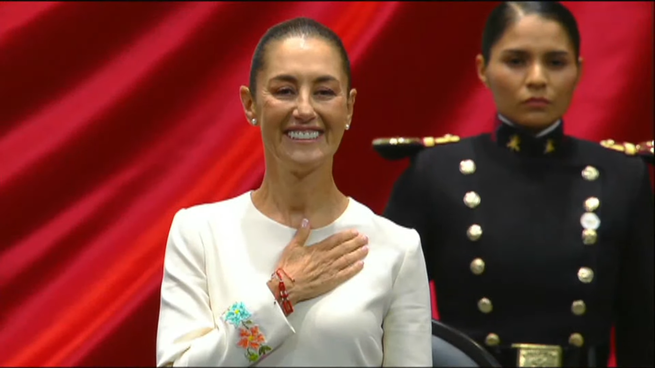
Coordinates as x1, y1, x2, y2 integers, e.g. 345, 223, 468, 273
491, 114, 566, 157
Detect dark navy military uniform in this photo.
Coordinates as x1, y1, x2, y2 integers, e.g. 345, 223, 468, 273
376, 118, 654, 367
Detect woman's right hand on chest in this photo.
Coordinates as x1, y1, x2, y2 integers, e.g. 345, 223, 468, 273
270, 218, 369, 305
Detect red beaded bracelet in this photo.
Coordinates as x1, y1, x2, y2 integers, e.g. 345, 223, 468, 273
272, 268, 294, 315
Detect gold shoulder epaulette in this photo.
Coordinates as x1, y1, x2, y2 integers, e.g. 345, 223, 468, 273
372, 134, 460, 160
637, 140, 654, 156
600, 139, 654, 164
600, 139, 639, 155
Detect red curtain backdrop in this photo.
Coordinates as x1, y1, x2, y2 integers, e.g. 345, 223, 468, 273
0, 1, 652, 366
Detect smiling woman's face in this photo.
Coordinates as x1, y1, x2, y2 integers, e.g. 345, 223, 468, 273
242, 36, 356, 170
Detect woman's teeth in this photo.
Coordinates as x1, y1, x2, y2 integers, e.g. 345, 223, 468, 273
287, 131, 320, 140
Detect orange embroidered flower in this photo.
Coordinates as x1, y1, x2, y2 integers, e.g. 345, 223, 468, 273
238, 326, 266, 351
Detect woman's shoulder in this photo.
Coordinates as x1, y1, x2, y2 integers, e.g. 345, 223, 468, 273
347, 198, 421, 249
571, 137, 649, 175
172, 192, 251, 224
372, 133, 480, 167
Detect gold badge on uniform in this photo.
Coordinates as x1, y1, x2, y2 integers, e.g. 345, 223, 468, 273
507, 135, 521, 152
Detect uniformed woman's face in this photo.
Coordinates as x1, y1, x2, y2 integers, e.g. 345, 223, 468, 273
240, 36, 356, 170
476, 15, 583, 131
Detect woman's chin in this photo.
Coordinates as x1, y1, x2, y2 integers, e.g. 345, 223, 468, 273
283, 151, 332, 169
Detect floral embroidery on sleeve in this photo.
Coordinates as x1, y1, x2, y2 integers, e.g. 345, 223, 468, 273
221, 302, 273, 362
223, 302, 252, 327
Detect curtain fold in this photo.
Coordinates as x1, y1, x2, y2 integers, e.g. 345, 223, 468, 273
0, 1, 651, 366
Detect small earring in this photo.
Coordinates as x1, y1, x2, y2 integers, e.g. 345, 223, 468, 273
345, 124, 350, 131
251, 118, 257, 126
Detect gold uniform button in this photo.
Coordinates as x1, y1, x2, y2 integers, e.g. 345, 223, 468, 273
582, 229, 597, 245
584, 197, 600, 212
459, 159, 476, 175
463, 191, 481, 208
578, 267, 594, 283
571, 300, 587, 315
470, 258, 485, 275
580, 212, 601, 230
485, 333, 500, 346
467, 224, 483, 241
569, 333, 584, 347
581, 166, 599, 181
478, 298, 493, 313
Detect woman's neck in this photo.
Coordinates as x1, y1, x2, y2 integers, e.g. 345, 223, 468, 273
251, 159, 348, 229
498, 113, 561, 137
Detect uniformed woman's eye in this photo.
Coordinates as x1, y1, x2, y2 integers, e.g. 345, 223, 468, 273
549, 59, 567, 68
506, 58, 526, 67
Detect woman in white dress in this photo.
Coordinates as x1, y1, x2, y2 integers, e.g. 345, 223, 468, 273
156, 17, 432, 367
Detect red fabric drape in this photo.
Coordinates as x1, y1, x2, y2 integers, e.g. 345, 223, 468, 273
0, 2, 652, 366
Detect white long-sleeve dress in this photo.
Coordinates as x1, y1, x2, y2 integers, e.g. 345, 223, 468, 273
156, 191, 432, 367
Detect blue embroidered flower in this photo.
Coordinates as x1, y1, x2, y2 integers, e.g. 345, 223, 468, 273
223, 302, 252, 327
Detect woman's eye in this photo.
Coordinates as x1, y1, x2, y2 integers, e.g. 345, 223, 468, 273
507, 58, 525, 66
276, 88, 294, 96
550, 59, 567, 67
316, 89, 336, 96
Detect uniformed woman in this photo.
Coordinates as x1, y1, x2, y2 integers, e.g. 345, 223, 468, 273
379, 2, 654, 367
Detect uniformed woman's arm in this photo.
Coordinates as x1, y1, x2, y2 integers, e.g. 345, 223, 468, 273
383, 161, 433, 278
615, 162, 654, 367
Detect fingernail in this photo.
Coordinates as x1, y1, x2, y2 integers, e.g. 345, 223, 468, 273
362, 245, 369, 251
364, 235, 369, 242
301, 218, 309, 228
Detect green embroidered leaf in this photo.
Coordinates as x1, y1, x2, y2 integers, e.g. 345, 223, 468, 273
259, 345, 272, 355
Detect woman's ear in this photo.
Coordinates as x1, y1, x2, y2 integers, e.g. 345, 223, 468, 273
574, 56, 584, 90
475, 54, 489, 88
239, 85, 257, 124
346, 88, 357, 127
